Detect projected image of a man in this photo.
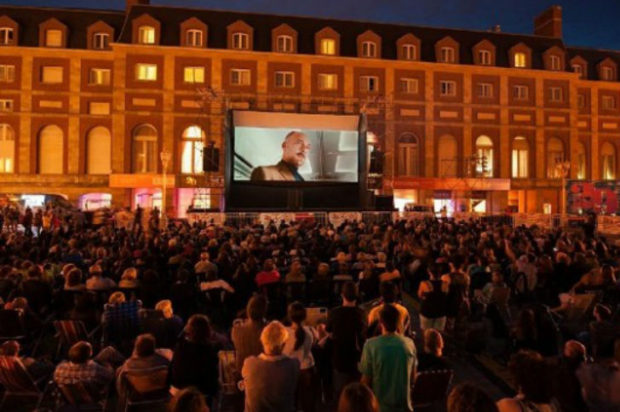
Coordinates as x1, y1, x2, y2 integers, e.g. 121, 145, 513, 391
250, 131, 311, 181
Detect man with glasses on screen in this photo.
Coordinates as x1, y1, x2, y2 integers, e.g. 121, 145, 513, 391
250, 131, 310, 182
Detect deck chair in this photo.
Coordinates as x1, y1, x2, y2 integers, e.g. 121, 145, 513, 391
119, 365, 169, 412
217, 350, 241, 411
54, 320, 99, 359
0, 355, 50, 410
411, 369, 454, 410
57, 381, 109, 412
102, 301, 141, 349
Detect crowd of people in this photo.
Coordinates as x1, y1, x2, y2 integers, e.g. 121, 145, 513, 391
0, 202, 618, 412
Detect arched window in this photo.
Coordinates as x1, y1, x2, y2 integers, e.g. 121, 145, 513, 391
181, 125, 205, 174
601, 142, 616, 180
132, 124, 157, 173
437, 134, 457, 177
0, 123, 14, 173
398, 133, 419, 177
512, 136, 529, 178
38, 125, 63, 174
547, 137, 565, 178
576, 142, 587, 179
475, 135, 494, 177
86, 126, 111, 174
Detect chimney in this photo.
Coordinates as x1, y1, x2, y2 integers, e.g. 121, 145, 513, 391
126, 0, 149, 12
534, 5, 562, 38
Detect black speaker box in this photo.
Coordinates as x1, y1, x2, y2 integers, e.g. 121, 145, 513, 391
203, 146, 220, 172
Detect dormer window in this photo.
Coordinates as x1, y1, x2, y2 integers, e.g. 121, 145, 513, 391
440, 47, 455, 63
402, 44, 416, 60
186, 29, 203, 47
478, 50, 492, 65
0, 28, 13, 46
276, 35, 293, 53
514, 52, 526, 68
45, 29, 62, 47
320, 38, 336, 55
602, 66, 615, 81
93, 32, 109, 50
232, 32, 249, 50
361, 41, 377, 58
572, 64, 583, 76
550, 55, 562, 70
138, 26, 155, 44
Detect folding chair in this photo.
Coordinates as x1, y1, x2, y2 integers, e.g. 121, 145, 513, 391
0, 355, 51, 410
102, 301, 141, 349
119, 365, 170, 412
54, 320, 99, 359
411, 369, 454, 410
217, 350, 241, 411
57, 381, 109, 412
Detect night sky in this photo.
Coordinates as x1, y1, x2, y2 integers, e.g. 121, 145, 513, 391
2, 0, 620, 50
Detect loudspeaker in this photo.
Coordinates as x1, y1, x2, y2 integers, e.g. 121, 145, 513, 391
369, 151, 385, 174
375, 194, 394, 211
203, 146, 219, 172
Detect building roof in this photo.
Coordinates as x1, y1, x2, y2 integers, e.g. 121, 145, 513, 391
0, 6, 125, 49
119, 4, 566, 69
567, 46, 620, 80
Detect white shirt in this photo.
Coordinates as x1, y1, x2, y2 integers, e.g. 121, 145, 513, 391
283, 326, 315, 370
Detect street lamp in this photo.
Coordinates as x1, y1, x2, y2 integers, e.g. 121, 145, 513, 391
160, 150, 172, 229
555, 161, 571, 221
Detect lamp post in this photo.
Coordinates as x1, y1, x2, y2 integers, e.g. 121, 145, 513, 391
160, 150, 171, 229
556, 161, 571, 223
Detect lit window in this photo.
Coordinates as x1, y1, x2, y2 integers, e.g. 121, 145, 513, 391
361, 41, 377, 58
232, 32, 249, 50
512, 136, 529, 178
478, 50, 492, 65
45, 29, 62, 47
601, 142, 616, 180
186, 29, 203, 47
274, 71, 294, 88
181, 125, 205, 174
602, 95, 617, 110
138, 26, 155, 44
183, 66, 205, 83
276, 35, 293, 53
547, 138, 564, 178
0, 28, 14, 46
41, 66, 63, 84
578, 94, 586, 109
132, 124, 157, 173
88, 68, 111, 86
0, 99, 13, 112
572, 64, 583, 77
550, 55, 562, 70
230, 68, 251, 86
477, 83, 493, 98
514, 52, 526, 68
360, 75, 379, 92
440, 47, 455, 63
0, 123, 15, 173
402, 44, 416, 60
549, 87, 563, 102
399, 78, 418, 94
576, 142, 586, 179
318, 73, 337, 90
93, 33, 110, 50
135, 64, 157, 81
513, 85, 528, 100
601, 66, 615, 81
320, 38, 336, 55
439, 80, 456, 96
475, 135, 493, 177
0, 65, 15, 82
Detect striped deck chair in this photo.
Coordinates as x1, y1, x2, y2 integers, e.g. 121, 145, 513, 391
0, 355, 50, 410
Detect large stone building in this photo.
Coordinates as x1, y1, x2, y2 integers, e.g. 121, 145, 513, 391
0, 1, 619, 215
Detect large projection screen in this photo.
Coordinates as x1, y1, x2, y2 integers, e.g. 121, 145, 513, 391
232, 111, 360, 183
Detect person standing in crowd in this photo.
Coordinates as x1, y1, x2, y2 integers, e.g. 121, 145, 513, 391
232, 295, 268, 373
417, 328, 450, 372
326, 281, 367, 397
337, 382, 379, 412
418, 263, 449, 332
360, 304, 416, 412
367, 282, 410, 336
242, 321, 300, 412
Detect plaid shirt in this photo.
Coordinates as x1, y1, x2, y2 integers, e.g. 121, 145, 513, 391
54, 360, 114, 388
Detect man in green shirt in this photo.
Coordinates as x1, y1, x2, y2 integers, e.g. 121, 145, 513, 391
360, 304, 417, 412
